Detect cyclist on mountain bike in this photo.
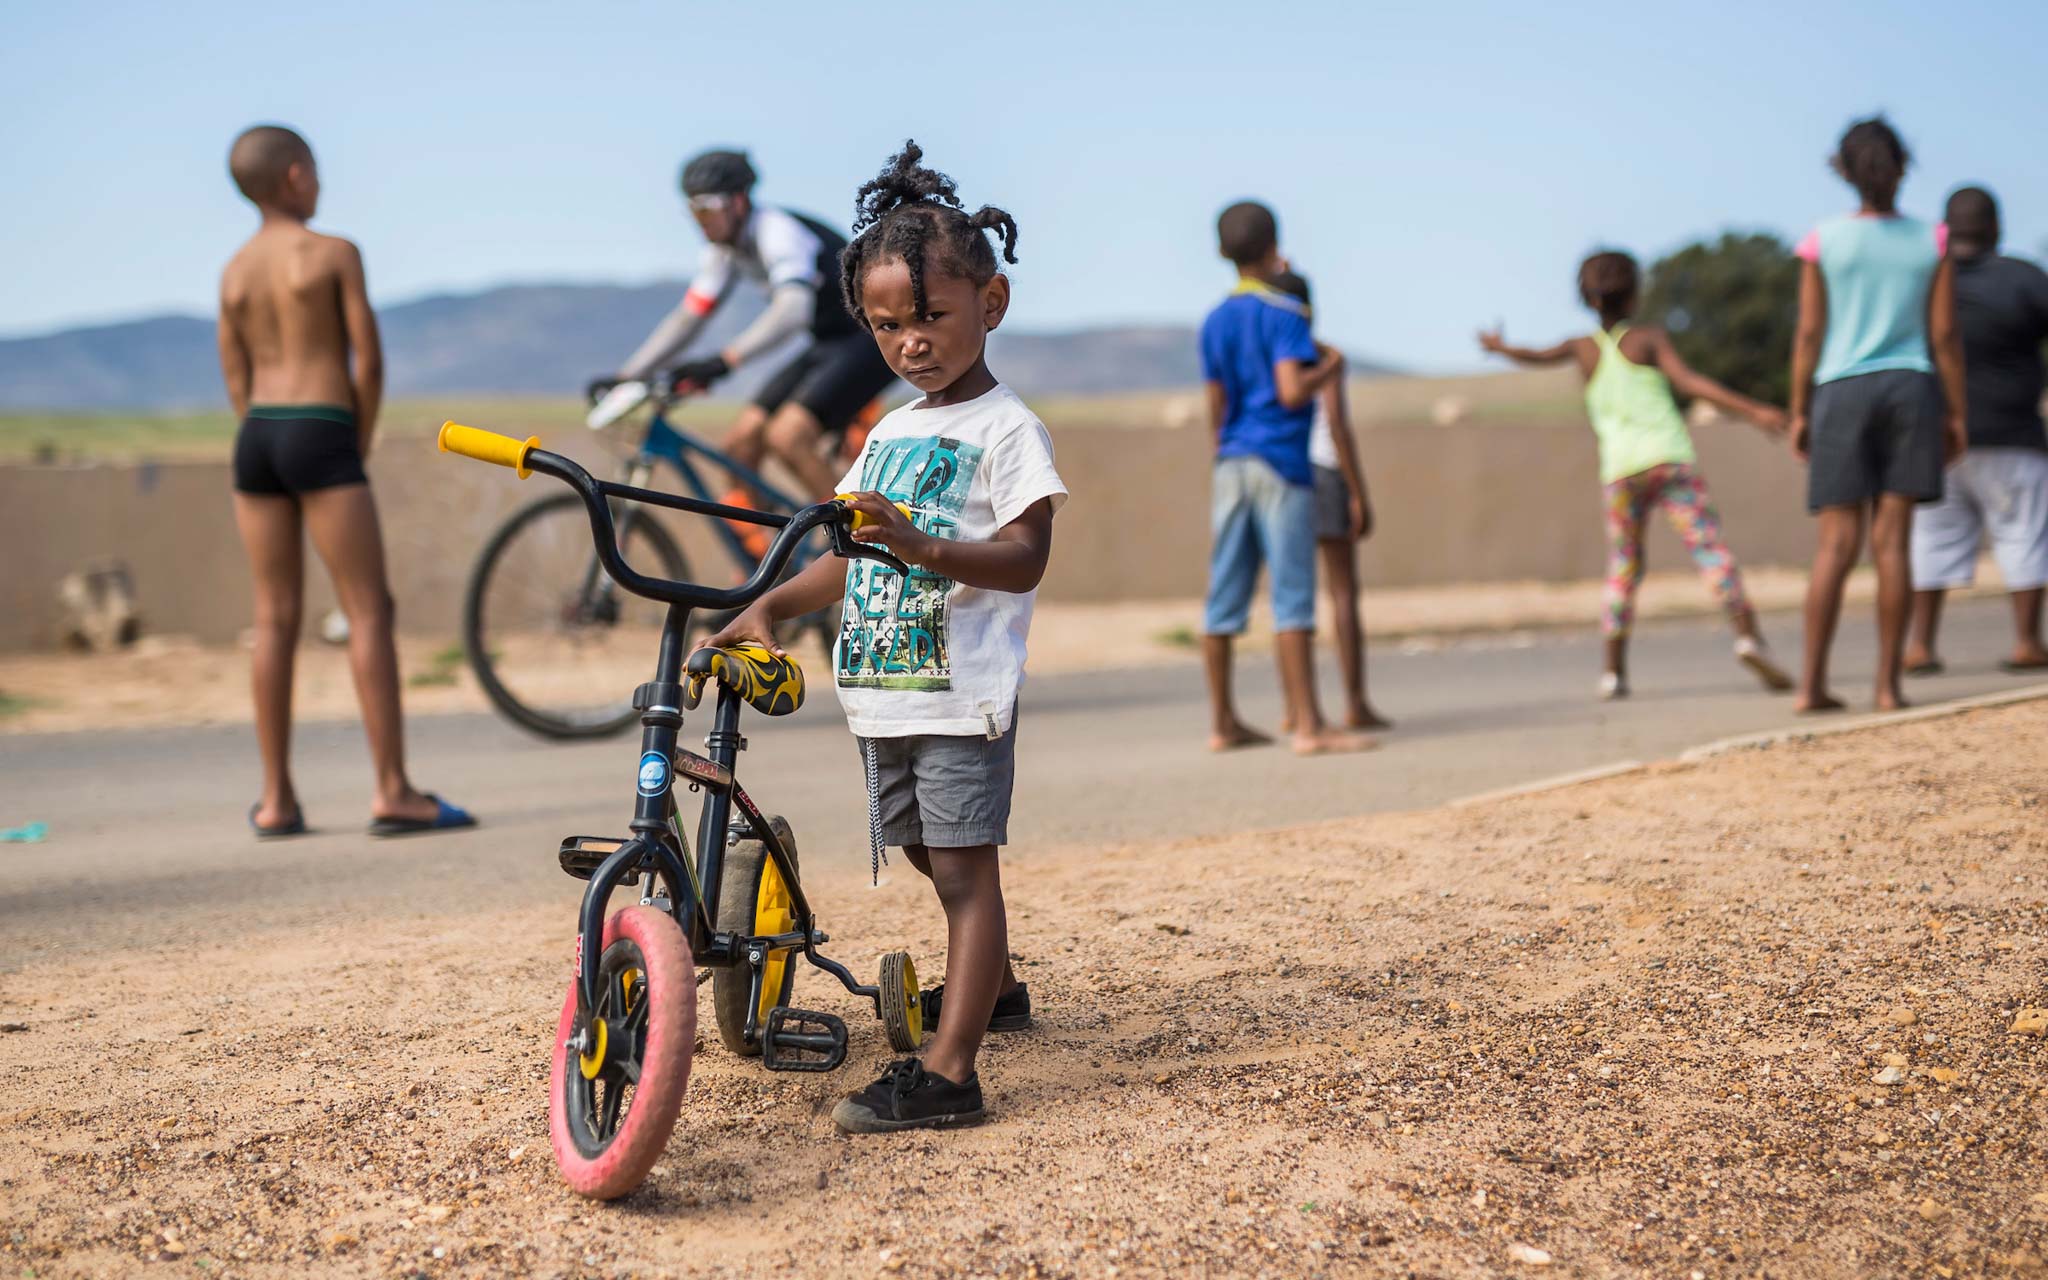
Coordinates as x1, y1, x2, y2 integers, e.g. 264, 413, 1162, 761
605, 148, 898, 501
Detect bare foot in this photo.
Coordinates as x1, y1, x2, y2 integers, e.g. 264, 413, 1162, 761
1794, 691, 1847, 714
1347, 706, 1393, 731
1292, 728, 1378, 756
1209, 722, 1274, 752
1874, 689, 1910, 712
2001, 650, 2048, 672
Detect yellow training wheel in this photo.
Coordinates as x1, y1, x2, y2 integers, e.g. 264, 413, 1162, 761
754, 857, 796, 1030
879, 951, 923, 1052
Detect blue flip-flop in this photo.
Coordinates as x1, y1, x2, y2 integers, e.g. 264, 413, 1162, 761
249, 803, 308, 840
367, 794, 477, 838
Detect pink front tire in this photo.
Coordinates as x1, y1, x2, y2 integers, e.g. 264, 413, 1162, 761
547, 905, 696, 1200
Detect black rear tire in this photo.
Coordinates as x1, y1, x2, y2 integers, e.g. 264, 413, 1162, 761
464, 493, 689, 741
712, 815, 800, 1056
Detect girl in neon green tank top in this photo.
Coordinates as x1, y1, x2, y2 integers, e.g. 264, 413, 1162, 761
1480, 250, 1791, 698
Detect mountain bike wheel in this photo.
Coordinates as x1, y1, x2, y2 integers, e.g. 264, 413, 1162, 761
548, 906, 696, 1200
465, 493, 689, 740
712, 815, 800, 1056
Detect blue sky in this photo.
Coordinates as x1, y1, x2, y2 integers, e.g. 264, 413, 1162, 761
4, 0, 2043, 370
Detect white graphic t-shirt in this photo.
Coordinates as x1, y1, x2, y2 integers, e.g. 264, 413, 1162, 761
832, 382, 1068, 738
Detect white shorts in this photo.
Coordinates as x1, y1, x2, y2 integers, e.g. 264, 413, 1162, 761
1910, 448, 2048, 591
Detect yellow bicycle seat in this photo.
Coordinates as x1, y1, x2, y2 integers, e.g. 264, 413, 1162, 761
684, 643, 805, 717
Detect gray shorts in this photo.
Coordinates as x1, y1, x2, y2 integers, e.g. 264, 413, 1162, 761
1311, 465, 1350, 541
1808, 369, 1946, 512
1910, 447, 2048, 591
857, 710, 1017, 849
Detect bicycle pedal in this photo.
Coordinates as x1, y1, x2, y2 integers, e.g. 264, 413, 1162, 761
557, 836, 642, 881
760, 1007, 847, 1073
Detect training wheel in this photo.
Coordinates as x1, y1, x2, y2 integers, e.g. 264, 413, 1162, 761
879, 951, 923, 1052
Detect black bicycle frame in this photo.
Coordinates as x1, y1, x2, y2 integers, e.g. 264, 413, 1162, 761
520, 445, 903, 1035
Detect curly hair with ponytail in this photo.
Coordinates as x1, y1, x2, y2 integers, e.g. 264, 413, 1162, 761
840, 140, 1019, 327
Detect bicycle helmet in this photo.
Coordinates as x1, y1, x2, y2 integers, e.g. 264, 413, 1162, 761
680, 149, 757, 198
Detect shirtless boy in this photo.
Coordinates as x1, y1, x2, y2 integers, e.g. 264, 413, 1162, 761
217, 124, 472, 838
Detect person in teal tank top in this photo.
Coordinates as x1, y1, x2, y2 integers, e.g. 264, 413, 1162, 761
1482, 250, 1791, 698
1788, 116, 1968, 715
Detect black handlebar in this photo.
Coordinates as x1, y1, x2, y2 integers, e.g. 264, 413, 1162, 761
521, 446, 911, 611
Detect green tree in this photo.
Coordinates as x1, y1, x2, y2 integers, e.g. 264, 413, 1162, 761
1640, 232, 1799, 405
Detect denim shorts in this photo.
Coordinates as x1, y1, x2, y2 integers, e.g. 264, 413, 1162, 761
1203, 455, 1317, 634
856, 708, 1017, 849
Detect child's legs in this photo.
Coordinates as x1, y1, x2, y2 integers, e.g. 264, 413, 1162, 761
917, 844, 1006, 1085
1800, 503, 1867, 704
300, 483, 419, 808
1868, 492, 1917, 707
1654, 464, 1758, 639
1202, 460, 1264, 737
232, 492, 304, 818
1317, 537, 1367, 715
1601, 473, 1652, 669
899, 720, 1016, 1081
1253, 465, 1322, 733
1906, 466, 1980, 665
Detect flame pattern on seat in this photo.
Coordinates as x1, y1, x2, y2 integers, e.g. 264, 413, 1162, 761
685, 643, 805, 717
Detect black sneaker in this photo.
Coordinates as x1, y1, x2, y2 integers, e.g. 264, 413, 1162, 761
832, 1058, 985, 1134
921, 982, 1032, 1032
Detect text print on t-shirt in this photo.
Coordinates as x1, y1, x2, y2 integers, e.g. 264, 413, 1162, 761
837, 434, 985, 691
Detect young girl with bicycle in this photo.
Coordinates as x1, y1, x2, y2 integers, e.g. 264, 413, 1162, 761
701, 141, 1066, 1133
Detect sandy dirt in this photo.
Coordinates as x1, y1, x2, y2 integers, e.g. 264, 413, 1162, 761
3, 700, 2045, 1278
0, 563, 1940, 736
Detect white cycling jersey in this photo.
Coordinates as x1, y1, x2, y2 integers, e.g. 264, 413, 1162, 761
619, 204, 858, 379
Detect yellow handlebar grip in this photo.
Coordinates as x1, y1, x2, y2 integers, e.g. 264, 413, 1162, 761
438, 421, 540, 478
833, 493, 914, 531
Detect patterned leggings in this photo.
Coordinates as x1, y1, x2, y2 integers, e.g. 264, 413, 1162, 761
1603, 462, 1751, 637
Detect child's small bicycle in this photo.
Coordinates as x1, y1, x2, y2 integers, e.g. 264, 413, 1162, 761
438, 421, 927, 1200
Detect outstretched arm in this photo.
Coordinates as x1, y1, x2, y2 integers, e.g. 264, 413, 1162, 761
1478, 328, 1575, 367
1650, 330, 1785, 434
1788, 260, 1828, 460
1927, 255, 1967, 464
336, 240, 383, 456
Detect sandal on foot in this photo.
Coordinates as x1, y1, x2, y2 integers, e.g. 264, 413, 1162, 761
249, 803, 307, 840
1734, 637, 1794, 691
367, 794, 477, 838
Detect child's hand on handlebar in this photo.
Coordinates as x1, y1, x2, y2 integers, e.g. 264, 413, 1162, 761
697, 603, 785, 658
843, 492, 929, 564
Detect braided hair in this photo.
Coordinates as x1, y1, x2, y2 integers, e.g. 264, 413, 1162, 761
840, 141, 1018, 327
1831, 116, 1910, 209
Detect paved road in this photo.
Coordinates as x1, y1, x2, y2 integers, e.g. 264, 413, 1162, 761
1, 596, 2037, 964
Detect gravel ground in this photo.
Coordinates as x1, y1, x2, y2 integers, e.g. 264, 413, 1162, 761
3, 702, 2045, 1278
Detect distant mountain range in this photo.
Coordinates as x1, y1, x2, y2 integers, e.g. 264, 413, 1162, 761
0, 281, 1389, 410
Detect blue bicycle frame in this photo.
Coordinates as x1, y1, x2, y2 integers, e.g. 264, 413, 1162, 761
628, 407, 831, 577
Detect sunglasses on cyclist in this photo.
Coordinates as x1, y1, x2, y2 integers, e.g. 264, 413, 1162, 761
687, 194, 733, 213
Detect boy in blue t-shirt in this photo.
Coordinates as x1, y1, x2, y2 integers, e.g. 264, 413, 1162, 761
1198, 201, 1373, 756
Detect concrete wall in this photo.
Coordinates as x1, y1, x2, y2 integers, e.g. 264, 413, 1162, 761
0, 421, 1814, 651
